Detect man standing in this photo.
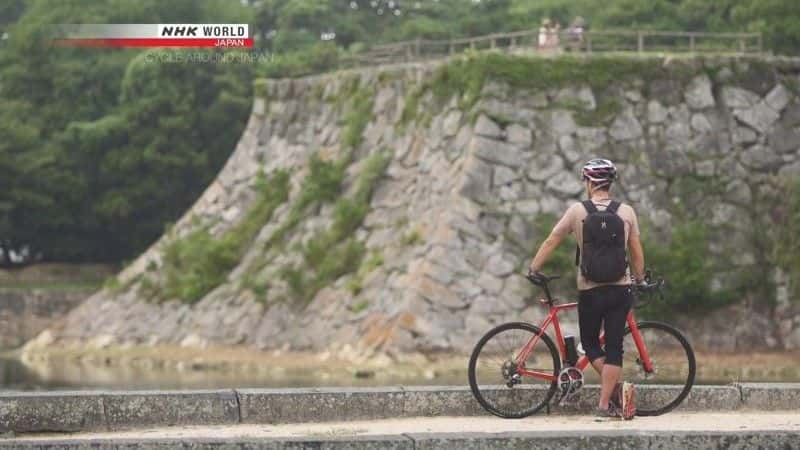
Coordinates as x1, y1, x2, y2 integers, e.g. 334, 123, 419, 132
528, 158, 645, 419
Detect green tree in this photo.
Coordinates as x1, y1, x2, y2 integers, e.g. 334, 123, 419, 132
0, 0, 254, 263
61, 49, 253, 260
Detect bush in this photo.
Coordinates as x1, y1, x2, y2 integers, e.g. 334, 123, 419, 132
161, 228, 240, 303
425, 52, 692, 110
283, 150, 391, 305
773, 178, 800, 303
300, 155, 346, 206
156, 170, 289, 303
640, 220, 737, 318
341, 86, 374, 149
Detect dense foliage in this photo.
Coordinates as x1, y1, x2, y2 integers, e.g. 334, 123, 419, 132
772, 179, 800, 305
0, 0, 253, 265
255, 0, 800, 77
2, 0, 799, 266
150, 170, 289, 303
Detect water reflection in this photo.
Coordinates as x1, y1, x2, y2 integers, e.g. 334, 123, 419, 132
0, 356, 463, 391
0, 357, 47, 390
2, 354, 798, 391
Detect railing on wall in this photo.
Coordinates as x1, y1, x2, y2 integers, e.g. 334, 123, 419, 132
340, 29, 764, 68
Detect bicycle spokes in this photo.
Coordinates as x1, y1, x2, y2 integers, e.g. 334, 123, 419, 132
468, 323, 561, 418
623, 322, 696, 416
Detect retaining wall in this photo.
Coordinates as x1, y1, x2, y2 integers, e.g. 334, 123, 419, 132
0, 289, 89, 349
1, 384, 797, 433
3, 430, 800, 449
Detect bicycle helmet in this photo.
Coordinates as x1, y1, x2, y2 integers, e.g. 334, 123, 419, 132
581, 158, 617, 189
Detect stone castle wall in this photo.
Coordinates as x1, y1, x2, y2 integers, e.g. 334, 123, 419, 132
29, 56, 800, 356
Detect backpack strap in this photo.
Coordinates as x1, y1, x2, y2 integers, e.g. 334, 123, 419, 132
607, 200, 621, 214
581, 200, 598, 214
575, 200, 597, 266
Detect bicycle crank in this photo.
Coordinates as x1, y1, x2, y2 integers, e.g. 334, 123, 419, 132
557, 367, 584, 406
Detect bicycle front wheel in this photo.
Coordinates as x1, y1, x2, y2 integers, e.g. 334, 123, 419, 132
468, 322, 560, 418
622, 321, 696, 416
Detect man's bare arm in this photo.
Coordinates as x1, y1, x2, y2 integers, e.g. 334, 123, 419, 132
529, 231, 567, 272
628, 234, 645, 281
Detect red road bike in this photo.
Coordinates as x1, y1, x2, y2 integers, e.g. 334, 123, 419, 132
468, 271, 696, 418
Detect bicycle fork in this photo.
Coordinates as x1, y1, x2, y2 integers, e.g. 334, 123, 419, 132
628, 314, 655, 374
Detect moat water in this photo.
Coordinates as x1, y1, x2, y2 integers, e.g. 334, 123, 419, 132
1, 356, 797, 391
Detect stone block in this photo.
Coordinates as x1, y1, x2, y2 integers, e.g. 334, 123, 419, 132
649, 79, 683, 105
471, 136, 527, 168
647, 100, 668, 123
765, 84, 791, 112
493, 166, 519, 186
506, 124, 532, 146
673, 385, 741, 411
768, 125, 800, 153
526, 155, 564, 182
237, 387, 405, 423
555, 85, 596, 110
103, 390, 239, 430
546, 171, 583, 197
401, 386, 485, 417
0, 391, 105, 432
733, 101, 780, 134
442, 110, 462, 137
457, 155, 493, 203
740, 383, 800, 410
690, 113, 713, 134
722, 86, 759, 109
684, 74, 715, 110
552, 385, 740, 415
474, 114, 502, 139
549, 110, 577, 136
609, 108, 643, 141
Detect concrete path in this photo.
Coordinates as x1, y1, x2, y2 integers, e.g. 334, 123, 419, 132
11, 412, 800, 441
2, 385, 799, 448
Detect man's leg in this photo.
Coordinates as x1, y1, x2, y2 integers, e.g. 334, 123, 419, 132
599, 364, 621, 409
578, 288, 606, 395
598, 287, 634, 409
590, 356, 604, 374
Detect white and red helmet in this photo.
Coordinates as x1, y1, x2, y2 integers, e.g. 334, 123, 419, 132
581, 158, 617, 188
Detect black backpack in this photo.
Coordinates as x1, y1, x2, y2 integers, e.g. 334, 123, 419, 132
576, 200, 627, 283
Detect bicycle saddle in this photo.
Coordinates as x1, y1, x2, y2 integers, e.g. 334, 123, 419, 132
525, 271, 561, 286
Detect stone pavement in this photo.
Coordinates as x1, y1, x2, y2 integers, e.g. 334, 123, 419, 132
4, 412, 800, 449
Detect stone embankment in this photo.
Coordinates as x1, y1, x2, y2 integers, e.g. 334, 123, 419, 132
28, 55, 800, 358
0, 290, 89, 350
0, 264, 112, 349
1, 384, 797, 432
1, 384, 799, 448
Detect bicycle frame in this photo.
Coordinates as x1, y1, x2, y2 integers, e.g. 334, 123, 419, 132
515, 300, 655, 382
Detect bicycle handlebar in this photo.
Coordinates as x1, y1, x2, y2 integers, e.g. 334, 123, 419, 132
525, 269, 666, 306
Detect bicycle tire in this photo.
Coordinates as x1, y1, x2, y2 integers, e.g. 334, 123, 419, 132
468, 322, 561, 418
624, 321, 696, 416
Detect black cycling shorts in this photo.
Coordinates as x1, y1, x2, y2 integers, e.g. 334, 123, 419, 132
577, 284, 634, 367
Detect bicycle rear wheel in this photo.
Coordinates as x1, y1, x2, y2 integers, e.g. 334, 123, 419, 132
622, 321, 696, 416
468, 322, 560, 418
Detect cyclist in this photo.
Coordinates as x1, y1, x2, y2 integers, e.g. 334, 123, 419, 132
528, 158, 645, 419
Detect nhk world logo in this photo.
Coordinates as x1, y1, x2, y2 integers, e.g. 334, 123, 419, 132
54, 24, 252, 48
